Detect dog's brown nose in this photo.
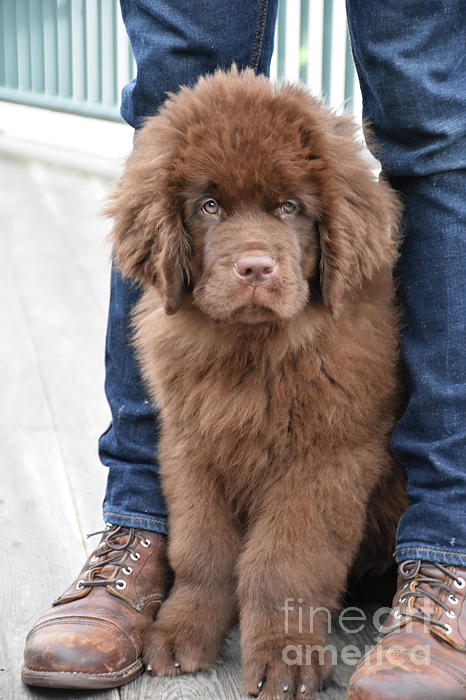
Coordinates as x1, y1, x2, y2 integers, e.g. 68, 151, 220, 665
234, 255, 276, 284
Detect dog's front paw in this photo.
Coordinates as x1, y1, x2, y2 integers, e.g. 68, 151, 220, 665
143, 592, 227, 675
143, 619, 213, 675
242, 638, 334, 700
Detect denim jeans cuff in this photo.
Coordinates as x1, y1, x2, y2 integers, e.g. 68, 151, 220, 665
396, 545, 466, 567
103, 510, 168, 535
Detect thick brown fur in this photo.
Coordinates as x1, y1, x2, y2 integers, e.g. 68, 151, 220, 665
108, 67, 408, 699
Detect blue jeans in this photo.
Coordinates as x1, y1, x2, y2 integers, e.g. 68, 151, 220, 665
100, 0, 466, 566
346, 0, 466, 566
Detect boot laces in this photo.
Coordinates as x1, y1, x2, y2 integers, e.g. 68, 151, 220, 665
78, 524, 149, 589
397, 559, 463, 633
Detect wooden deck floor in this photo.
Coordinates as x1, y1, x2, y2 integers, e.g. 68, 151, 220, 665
0, 154, 383, 700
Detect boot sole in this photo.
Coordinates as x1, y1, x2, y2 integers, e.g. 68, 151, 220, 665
21, 657, 144, 689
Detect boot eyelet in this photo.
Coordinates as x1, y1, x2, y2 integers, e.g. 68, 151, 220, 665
448, 594, 459, 605
446, 610, 456, 619
454, 577, 465, 589
141, 538, 151, 548
122, 566, 133, 575
115, 579, 127, 590
443, 623, 452, 635
89, 555, 98, 563
76, 579, 85, 590
130, 552, 140, 561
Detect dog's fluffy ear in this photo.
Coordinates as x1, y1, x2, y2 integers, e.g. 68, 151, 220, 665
106, 126, 189, 315
314, 117, 401, 313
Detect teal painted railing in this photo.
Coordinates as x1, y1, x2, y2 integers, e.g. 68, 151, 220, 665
0, 0, 358, 122
0, 0, 134, 120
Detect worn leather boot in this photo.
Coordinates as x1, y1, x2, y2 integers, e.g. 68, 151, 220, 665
22, 524, 169, 689
347, 559, 466, 699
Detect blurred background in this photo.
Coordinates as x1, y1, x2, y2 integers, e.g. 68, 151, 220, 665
0, 4, 363, 699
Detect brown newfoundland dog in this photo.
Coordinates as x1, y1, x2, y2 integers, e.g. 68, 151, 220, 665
108, 67, 407, 699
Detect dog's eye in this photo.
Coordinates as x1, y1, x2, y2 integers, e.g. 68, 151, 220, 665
280, 201, 298, 216
202, 199, 219, 216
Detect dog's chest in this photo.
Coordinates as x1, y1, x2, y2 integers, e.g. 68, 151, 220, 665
150, 330, 343, 471
138, 306, 396, 515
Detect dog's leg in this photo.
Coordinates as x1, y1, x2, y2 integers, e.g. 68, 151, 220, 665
238, 455, 372, 700
144, 454, 241, 676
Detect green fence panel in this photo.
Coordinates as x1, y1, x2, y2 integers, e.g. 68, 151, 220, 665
71, 0, 86, 101
29, 0, 45, 93
321, 0, 333, 101
3, 0, 19, 89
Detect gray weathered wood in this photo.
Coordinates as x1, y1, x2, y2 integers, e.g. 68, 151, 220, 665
0, 158, 119, 700
1, 157, 111, 534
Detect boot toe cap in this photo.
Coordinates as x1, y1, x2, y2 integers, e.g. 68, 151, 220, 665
347, 658, 466, 700
22, 615, 142, 688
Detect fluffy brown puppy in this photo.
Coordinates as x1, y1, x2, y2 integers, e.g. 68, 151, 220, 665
108, 67, 408, 699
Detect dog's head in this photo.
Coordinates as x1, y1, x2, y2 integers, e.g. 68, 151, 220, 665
108, 67, 400, 323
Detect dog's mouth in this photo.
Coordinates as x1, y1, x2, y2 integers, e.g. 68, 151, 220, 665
192, 283, 281, 324
230, 301, 276, 322
227, 283, 280, 320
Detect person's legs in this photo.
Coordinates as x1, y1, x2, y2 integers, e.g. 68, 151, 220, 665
346, 0, 466, 569
346, 1, 466, 696
391, 172, 466, 566
99, 0, 279, 535
99, 269, 168, 533
22, 1, 279, 690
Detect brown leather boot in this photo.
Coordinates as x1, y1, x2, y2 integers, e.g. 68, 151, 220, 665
347, 559, 466, 699
22, 524, 169, 689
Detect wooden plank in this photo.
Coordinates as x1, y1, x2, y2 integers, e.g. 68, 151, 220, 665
0, 168, 118, 699
1, 157, 111, 535
123, 629, 246, 700
27, 163, 113, 318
